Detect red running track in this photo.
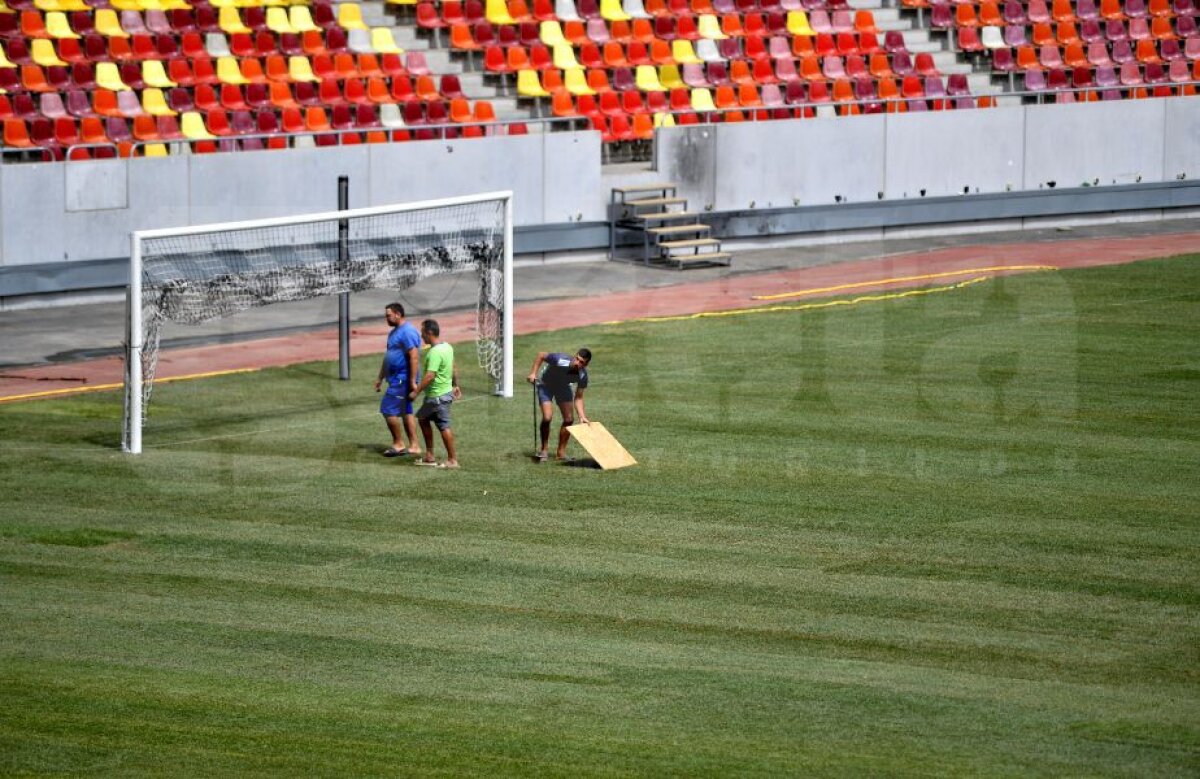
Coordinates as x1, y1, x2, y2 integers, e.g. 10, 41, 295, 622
1, 231, 1196, 403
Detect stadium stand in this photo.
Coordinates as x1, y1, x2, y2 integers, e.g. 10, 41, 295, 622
0, 0, 1193, 160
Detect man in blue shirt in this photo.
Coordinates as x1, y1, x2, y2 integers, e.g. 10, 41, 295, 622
527, 348, 592, 462
374, 303, 423, 457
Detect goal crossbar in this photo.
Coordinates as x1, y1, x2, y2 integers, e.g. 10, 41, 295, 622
124, 191, 514, 454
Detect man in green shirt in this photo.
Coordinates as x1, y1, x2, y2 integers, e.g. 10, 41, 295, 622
409, 319, 460, 469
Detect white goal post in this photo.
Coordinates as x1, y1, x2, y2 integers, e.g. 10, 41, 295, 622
123, 191, 514, 454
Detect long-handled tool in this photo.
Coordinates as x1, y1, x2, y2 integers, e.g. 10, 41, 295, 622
531, 380, 540, 459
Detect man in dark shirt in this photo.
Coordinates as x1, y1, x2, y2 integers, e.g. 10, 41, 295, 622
527, 348, 592, 462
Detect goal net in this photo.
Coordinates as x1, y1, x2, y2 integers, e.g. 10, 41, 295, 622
122, 191, 514, 454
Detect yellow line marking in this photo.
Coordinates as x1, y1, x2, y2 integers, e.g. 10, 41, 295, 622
750, 265, 1058, 301
0, 367, 260, 404
604, 276, 993, 326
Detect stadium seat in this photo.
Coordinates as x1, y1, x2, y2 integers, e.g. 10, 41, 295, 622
3, 118, 35, 148
565, 67, 597, 94
636, 63, 666, 90
690, 86, 717, 110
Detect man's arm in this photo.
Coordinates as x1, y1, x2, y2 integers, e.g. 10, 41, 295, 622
410, 370, 433, 400
452, 365, 461, 399
374, 354, 388, 392
527, 352, 548, 384
410, 350, 434, 400
406, 346, 420, 393
573, 387, 588, 425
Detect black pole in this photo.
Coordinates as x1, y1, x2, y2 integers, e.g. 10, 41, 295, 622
338, 176, 350, 381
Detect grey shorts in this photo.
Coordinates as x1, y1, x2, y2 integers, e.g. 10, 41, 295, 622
416, 393, 454, 431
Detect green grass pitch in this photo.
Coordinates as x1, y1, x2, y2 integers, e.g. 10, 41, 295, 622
1, 256, 1198, 776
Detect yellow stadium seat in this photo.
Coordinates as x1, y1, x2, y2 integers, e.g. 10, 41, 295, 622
552, 43, 578, 69
635, 64, 665, 91
31, 39, 67, 67
142, 59, 176, 88
141, 87, 176, 116
95, 62, 130, 91
600, 0, 630, 21
288, 55, 319, 82
690, 87, 715, 111
337, 3, 367, 30
288, 5, 319, 33
36, 0, 88, 10
180, 111, 215, 140
216, 56, 250, 84
671, 39, 701, 64
370, 28, 402, 54
563, 67, 595, 95
94, 9, 129, 37
44, 12, 78, 38
697, 14, 727, 39
143, 143, 169, 157
0, 47, 14, 69
265, 7, 295, 34
485, 0, 515, 24
517, 68, 550, 97
539, 21, 566, 47
653, 112, 675, 128
218, 7, 251, 34
658, 63, 684, 89
786, 11, 815, 36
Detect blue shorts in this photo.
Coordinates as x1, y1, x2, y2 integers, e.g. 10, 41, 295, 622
537, 382, 574, 405
380, 383, 413, 417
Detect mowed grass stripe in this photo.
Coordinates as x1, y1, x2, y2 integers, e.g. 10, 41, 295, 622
1, 256, 1198, 775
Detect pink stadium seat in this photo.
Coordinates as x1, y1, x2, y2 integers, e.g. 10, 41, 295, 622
1025, 67, 1049, 89
1088, 41, 1115, 64
1120, 59, 1144, 82
1005, 24, 1029, 47
1080, 18, 1105, 42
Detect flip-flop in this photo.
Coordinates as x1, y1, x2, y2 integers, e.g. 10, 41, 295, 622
536, 452, 548, 462
438, 462, 460, 470
382, 448, 407, 457
414, 459, 439, 467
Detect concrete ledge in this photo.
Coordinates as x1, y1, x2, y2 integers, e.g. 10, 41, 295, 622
4, 180, 1198, 304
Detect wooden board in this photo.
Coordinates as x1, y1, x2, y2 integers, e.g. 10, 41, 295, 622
567, 422, 637, 470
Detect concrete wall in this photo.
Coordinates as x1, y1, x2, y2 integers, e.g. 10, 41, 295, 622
0, 130, 603, 270
655, 97, 1200, 211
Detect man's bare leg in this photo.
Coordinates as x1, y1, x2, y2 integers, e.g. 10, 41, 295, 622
556, 400, 574, 460
402, 413, 422, 457
440, 428, 457, 468
384, 416, 405, 450
538, 400, 554, 459
419, 419, 436, 464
